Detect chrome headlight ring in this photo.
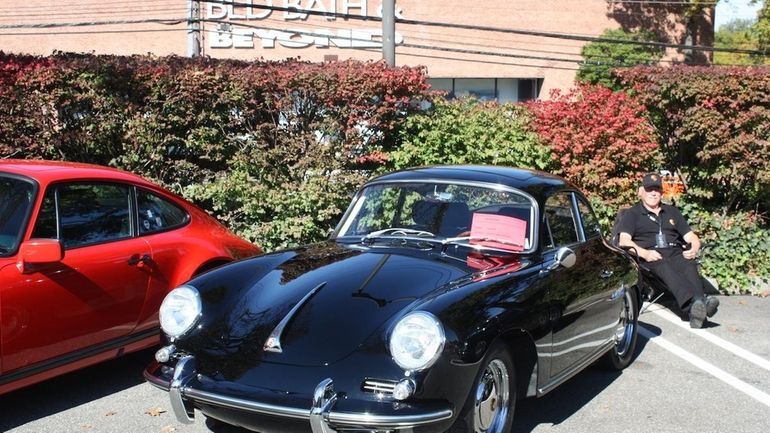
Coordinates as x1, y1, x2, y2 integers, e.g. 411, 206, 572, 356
159, 285, 202, 339
389, 311, 445, 371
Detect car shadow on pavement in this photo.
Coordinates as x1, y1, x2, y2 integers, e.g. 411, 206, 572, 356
205, 417, 254, 432
0, 347, 156, 431
199, 328, 658, 433
511, 323, 655, 433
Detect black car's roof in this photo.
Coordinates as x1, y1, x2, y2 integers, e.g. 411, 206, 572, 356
367, 165, 575, 198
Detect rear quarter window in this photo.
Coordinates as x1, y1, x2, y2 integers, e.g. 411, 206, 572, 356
136, 189, 189, 235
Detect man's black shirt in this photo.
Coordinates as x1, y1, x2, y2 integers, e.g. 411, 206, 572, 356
617, 202, 692, 249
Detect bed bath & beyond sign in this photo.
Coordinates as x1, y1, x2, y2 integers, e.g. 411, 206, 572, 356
207, 0, 406, 49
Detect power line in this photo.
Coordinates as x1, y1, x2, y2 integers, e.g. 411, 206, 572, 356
0, 13, 681, 68
0, 1, 765, 57
397, 50, 580, 72
0, 28, 185, 37
220, 12, 592, 52
197, 0, 768, 56
213, 15, 678, 66
606, 1, 717, 5
201, 18, 667, 69
2, 0, 174, 10
219, 14, 688, 65
0, 7, 183, 20
0, 18, 186, 29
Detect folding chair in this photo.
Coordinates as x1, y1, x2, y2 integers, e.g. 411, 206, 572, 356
608, 208, 715, 315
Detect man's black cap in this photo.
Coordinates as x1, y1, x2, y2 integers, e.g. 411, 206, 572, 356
642, 173, 662, 189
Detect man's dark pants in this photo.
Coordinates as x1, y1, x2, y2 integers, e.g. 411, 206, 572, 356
644, 247, 704, 311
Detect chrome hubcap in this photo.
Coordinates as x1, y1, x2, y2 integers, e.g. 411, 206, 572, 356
473, 359, 510, 433
614, 290, 635, 357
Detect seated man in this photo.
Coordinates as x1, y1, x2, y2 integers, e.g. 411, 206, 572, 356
617, 173, 719, 328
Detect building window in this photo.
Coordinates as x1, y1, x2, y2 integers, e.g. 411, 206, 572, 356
455, 79, 496, 100
427, 78, 541, 103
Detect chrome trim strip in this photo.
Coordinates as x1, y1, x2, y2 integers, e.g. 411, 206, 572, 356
169, 356, 196, 424
538, 339, 615, 396
328, 409, 454, 428
536, 320, 620, 348
185, 387, 311, 420
264, 282, 326, 353
1, 327, 159, 386
181, 386, 453, 428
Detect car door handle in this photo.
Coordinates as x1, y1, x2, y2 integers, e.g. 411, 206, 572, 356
128, 254, 152, 266
600, 269, 614, 279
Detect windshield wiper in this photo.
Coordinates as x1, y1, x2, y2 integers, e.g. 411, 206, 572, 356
442, 236, 525, 252
361, 228, 439, 248
364, 227, 436, 240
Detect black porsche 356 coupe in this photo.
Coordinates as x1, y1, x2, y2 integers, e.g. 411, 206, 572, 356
145, 165, 640, 433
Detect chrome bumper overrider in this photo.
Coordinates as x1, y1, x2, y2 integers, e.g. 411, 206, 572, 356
144, 356, 454, 433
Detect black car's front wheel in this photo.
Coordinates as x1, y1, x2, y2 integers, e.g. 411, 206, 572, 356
451, 342, 516, 433
602, 286, 639, 370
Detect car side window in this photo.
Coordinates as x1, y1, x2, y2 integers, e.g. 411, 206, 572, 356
576, 197, 602, 239
136, 189, 189, 235
32, 183, 131, 248
31, 188, 57, 239
0, 176, 35, 255
544, 192, 579, 248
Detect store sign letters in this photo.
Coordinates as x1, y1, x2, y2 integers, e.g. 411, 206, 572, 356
207, 0, 405, 49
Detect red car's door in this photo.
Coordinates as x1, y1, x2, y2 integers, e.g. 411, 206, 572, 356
0, 182, 151, 374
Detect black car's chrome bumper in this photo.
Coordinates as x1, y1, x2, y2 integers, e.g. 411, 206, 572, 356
144, 356, 453, 433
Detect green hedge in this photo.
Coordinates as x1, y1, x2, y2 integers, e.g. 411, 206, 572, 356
616, 66, 770, 294
389, 98, 551, 171
0, 52, 433, 250
1, 52, 768, 294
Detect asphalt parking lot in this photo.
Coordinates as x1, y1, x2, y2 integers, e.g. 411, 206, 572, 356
2, 294, 769, 433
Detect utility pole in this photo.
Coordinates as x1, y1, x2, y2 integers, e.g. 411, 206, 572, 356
382, 0, 395, 66
187, 0, 201, 58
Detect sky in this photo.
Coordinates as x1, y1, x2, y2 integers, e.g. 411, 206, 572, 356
715, 0, 763, 29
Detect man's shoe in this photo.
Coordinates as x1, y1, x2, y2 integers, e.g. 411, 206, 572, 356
705, 296, 719, 318
689, 298, 707, 329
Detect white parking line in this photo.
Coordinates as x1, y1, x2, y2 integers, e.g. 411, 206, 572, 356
642, 304, 770, 373
639, 325, 770, 408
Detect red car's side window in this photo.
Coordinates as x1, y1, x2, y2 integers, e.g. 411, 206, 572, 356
32, 183, 132, 248
0, 176, 35, 255
136, 189, 189, 235
31, 189, 57, 239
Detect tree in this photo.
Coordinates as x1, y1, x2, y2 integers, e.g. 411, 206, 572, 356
389, 97, 551, 172
616, 66, 770, 215
715, 18, 767, 65
755, 0, 770, 52
576, 29, 664, 90
525, 85, 663, 223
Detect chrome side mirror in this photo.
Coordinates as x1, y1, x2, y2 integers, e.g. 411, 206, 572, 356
548, 247, 576, 270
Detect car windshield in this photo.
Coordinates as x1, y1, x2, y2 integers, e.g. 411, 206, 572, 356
0, 175, 35, 257
335, 181, 537, 253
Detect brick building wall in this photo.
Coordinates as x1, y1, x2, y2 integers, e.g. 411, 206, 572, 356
0, 0, 713, 101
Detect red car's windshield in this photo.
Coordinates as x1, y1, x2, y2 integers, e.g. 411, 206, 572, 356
0, 174, 35, 256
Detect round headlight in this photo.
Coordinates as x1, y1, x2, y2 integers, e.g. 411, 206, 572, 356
389, 311, 445, 371
159, 285, 202, 338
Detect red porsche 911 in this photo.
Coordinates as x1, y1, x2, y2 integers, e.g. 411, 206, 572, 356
0, 160, 262, 394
